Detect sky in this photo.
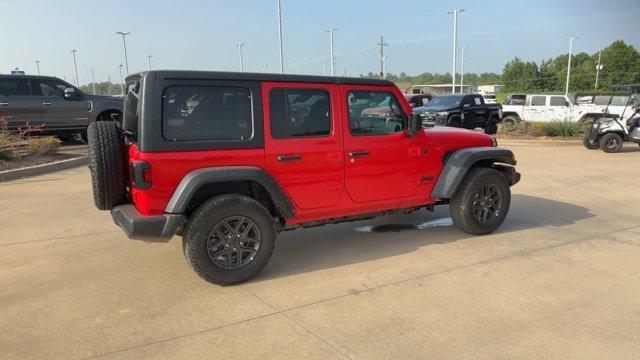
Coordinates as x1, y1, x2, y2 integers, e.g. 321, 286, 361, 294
2, 0, 639, 85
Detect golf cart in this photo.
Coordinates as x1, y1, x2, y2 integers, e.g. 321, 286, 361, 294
583, 84, 640, 153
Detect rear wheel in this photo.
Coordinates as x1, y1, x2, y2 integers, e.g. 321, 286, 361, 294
182, 195, 276, 285
450, 168, 511, 235
599, 133, 623, 153
500, 115, 519, 132
485, 116, 499, 135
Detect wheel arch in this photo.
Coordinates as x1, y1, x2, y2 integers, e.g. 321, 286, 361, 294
95, 108, 122, 122
165, 166, 295, 219
431, 147, 519, 199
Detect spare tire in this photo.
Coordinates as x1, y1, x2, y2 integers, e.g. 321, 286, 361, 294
87, 121, 127, 210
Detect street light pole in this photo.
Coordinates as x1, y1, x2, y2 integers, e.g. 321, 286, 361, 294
323, 59, 327, 76
146, 55, 153, 71
382, 56, 388, 79
70, 50, 79, 87
595, 51, 603, 91
565, 37, 578, 95
277, 0, 284, 74
237, 43, 245, 72
327, 28, 338, 76
117, 64, 124, 95
91, 68, 96, 95
448, 9, 464, 93
460, 46, 469, 93
35, 60, 41, 75
116, 31, 131, 75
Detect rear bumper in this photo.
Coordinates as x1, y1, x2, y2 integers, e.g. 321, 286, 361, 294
111, 205, 184, 242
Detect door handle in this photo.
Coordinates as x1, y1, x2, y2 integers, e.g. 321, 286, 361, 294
42, 102, 52, 106
348, 150, 370, 158
0, 102, 8, 106
276, 154, 302, 162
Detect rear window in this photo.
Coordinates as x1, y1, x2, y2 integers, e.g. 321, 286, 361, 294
0, 78, 31, 96
122, 78, 141, 142
162, 85, 253, 142
549, 96, 566, 106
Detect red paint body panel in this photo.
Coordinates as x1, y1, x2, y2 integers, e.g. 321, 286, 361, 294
126, 82, 493, 223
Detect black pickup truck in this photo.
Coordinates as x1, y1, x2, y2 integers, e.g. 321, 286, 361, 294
414, 93, 502, 134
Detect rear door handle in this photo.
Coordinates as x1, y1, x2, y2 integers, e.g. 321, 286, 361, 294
348, 150, 370, 158
277, 154, 302, 162
0, 102, 9, 106
42, 102, 52, 106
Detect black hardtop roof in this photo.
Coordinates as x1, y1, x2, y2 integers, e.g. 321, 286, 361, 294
129, 70, 395, 86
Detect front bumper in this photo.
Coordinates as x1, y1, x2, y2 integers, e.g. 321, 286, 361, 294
111, 205, 184, 242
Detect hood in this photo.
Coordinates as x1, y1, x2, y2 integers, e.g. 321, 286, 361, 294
425, 125, 493, 146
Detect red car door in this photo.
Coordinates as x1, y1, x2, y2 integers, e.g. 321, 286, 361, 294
263, 82, 343, 210
340, 84, 419, 203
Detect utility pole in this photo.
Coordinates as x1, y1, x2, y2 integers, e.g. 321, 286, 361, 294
277, 0, 284, 74
263, 64, 268, 73
117, 64, 124, 95
70, 50, 79, 87
382, 55, 388, 79
146, 55, 153, 71
35, 60, 41, 75
327, 28, 338, 76
91, 68, 96, 94
595, 51, 603, 91
376, 35, 388, 78
116, 31, 131, 75
565, 37, 578, 95
460, 46, 469, 93
237, 43, 245, 72
448, 9, 465, 93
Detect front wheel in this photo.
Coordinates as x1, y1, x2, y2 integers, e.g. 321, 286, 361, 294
182, 194, 276, 285
583, 132, 599, 150
599, 133, 623, 153
450, 168, 511, 235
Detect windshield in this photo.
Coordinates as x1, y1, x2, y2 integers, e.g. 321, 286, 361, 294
425, 95, 463, 108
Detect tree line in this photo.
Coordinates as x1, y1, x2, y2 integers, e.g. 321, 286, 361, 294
363, 40, 640, 94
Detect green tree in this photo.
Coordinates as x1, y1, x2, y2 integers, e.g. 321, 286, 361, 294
501, 58, 540, 91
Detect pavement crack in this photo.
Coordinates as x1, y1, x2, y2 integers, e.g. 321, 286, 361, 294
0, 230, 120, 247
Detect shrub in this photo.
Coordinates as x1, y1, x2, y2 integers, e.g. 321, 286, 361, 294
498, 121, 547, 137
25, 136, 61, 156
543, 120, 588, 138
0, 117, 46, 159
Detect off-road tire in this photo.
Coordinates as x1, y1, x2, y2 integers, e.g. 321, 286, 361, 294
582, 133, 599, 150
599, 132, 623, 153
485, 116, 499, 135
182, 195, 276, 285
500, 115, 519, 132
87, 121, 126, 210
450, 167, 511, 235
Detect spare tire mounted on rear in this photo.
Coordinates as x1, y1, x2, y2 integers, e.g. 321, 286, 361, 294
87, 121, 127, 210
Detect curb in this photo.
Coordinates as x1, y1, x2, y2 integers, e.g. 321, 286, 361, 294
497, 138, 582, 146
0, 156, 88, 182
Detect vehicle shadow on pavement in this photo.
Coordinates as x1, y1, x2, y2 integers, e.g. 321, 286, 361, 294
258, 194, 594, 281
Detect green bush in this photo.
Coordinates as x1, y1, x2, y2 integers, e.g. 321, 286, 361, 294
25, 137, 61, 156
543, 120, 588, 138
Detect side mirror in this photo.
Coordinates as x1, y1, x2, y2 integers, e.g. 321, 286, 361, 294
64, 87, 80, 100
407, 113, 422, 136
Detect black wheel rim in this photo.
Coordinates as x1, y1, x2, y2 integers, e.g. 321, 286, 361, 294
472, 184, 502, 223
207, 216, 261, 269
605, 137, 619, 150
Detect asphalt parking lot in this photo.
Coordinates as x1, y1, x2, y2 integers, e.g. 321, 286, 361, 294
1, 142, 639, 360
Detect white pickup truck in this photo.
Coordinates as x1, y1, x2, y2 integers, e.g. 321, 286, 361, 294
502, 94, 632, 124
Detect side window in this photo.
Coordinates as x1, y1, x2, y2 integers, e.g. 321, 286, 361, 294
531, 96, 546, 106
34, 79, 67, 97
0, 78, 31, 96
348, 91, 405, 135
162, 85, 253, 141
269, 88, 331, 138
549, 96, 566, 106
461, 96, 474, 107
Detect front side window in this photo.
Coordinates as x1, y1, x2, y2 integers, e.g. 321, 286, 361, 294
348, 91, 405, 135
269, 88, 331, 138
33, 79, 67, 97
549, 96, 566, 106
0, 78, 31, 96
162, 85, 253, 141
530, 96, 546, 106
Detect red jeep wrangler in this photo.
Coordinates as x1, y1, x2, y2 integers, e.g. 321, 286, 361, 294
88, 71, 520, 285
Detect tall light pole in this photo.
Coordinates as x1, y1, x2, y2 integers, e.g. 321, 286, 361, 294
565, 37, 578, 95
595, 51, 603, 91
277, 0, 284, 74
322, 59, 327, 76
382, 55, 388, 79
460, 46, 469, 93
91, 68, 96, 94
237, 43, 245, 72
448, 9, 464, 93
146, 55, 153, 71
116, 31, 131, 75
327, 28, 338, 76
263, 64, 269, 73
377, 35, 388, 78
70, 50, 79, 87
35, 60, 41, 75
117, 64, 124, 95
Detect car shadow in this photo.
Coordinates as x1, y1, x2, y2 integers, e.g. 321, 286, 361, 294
256, 194, 594, 282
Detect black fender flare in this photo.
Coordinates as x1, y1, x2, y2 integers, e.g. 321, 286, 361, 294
431, 147, 517, 199
164, 166, 295, 218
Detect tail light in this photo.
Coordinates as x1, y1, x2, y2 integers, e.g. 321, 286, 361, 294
130, 161, 152, 189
